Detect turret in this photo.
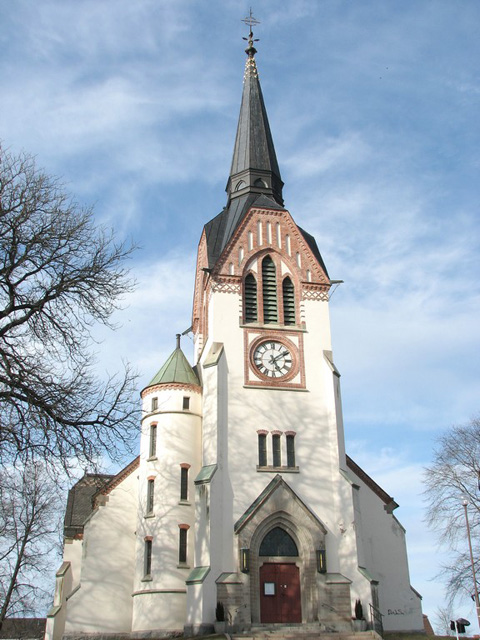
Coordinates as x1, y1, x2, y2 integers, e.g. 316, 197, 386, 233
133, 335, 202, 634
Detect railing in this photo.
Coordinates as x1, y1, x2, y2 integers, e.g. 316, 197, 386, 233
369, 603, 384, 636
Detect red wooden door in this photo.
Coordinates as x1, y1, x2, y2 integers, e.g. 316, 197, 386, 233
260, 563, 301, 623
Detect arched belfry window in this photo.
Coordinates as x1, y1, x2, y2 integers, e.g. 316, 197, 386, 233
259, 526, 298, 557
282, 277, 295, 325
243, 256, 298, 326
244, 273, 258, 323
262, 256, 278, 324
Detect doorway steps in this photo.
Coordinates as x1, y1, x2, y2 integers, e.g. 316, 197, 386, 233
231, 626, 381, 640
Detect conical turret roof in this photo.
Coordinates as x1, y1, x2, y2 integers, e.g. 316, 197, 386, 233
147, 335, 200, 388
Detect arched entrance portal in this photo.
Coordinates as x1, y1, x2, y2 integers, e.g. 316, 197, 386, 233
259, 527, 302, 623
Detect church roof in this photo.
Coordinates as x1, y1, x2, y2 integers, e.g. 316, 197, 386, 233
147, 334, 200, 387
63, 473, 114, 538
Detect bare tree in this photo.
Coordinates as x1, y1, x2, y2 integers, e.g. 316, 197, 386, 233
0, 145, 138, 469
433, 605, 455, 636
0, 462, 62, 627
424, 416, 480, 605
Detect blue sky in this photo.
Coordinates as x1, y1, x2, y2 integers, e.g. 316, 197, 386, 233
1, 0, 479, 628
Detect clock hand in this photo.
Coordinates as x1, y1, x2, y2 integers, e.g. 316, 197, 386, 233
272, 350, 289, 362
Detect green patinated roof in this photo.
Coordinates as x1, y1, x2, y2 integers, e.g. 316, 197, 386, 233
147, 342, 200, 388
186, 566, 210, 585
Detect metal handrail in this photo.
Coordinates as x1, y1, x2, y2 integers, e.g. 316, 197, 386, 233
369, 602, 384, 636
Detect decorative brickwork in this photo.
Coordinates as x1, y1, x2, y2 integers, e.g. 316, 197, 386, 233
141, 383, 201, 399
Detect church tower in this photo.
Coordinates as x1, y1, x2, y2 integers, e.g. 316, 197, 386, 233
184, 25, 423, 634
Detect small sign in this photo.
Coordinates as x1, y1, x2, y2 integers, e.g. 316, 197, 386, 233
264, 582, 275, 596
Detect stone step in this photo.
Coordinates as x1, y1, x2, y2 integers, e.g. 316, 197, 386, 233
232, 630, 379, 640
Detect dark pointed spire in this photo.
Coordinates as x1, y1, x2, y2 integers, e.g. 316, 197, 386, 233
226, 16, 284, 206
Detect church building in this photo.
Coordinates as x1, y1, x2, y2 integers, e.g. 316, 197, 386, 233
46, 26, 424, 640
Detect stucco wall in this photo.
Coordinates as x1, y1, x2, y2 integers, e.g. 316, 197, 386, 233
64, 470, 138, 634
349, 469, 423, 631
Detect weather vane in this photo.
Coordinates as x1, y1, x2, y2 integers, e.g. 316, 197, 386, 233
242, 8, 260, 56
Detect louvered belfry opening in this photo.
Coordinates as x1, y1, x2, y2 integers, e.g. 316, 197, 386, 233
244, 273, 258, 323
282, 277, 295, 325
262, 256, 278, 323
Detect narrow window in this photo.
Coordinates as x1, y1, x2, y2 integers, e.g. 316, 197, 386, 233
151, 397, 158, 412
180, 467, 189, 501
179, 528, 188, 564
258, 433, 267, 467
286, 434, 296, 468
282, 277, 295, 325
262, 256, 278, 323
272, 434, 281, 467
147, 479, 155, 514
244, 273, 258, 323
183, 396, 190, 410
144, 539, 152, 577
149, 424, 157, 458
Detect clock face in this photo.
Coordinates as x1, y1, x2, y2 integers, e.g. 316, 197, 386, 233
253, 340, 293, 378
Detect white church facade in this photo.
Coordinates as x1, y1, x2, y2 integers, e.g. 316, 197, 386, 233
46, 29, 424, 640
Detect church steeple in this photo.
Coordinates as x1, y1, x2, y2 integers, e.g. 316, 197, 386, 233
226, 23, 284, 207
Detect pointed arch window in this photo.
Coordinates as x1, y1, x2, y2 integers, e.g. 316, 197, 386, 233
262, 256, 278, 323
244, 273, 258, 323
243, 255, 298, 326
259, 527, 298, 557
282, 277, 295, 325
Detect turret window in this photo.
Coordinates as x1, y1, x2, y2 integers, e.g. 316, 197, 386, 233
147, 479, 155, 515
144, 538, 153, 578
262, 256, 278, 324
149, 424, 157, 459
151, 397, 158, 412
180, 465, 189, 501
183, 396, 190, 410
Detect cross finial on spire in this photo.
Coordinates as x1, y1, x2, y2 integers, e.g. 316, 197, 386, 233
242, 8, 260, 58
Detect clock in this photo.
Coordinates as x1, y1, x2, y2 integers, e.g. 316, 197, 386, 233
253, 340, 293, 379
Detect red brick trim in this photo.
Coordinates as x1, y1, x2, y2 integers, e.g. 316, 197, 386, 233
271, 430, 283, 436
285, 430, 296, 436
180, 463, 191, 469
144, 535, 153, 542
141, 383, 201, 398
178, 523, 190, 530
256, 429, 268, 435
